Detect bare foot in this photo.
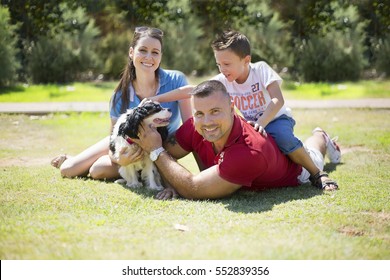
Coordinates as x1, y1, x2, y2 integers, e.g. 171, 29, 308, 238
50, 154, 67, 168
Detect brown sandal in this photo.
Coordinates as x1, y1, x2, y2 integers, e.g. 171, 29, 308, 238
309, 171, 339, 191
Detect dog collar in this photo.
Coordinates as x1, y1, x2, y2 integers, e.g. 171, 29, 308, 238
124, 135, 134, 144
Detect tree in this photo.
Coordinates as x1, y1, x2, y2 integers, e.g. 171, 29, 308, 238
0, 6, 20, 87
26, 3, 101, 83
296, 2, 368, 82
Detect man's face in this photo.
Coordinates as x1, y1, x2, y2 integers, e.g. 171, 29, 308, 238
191, 90, 234, 145
214, 49, 250, 84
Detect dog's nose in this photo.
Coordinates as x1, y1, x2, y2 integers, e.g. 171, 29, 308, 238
167, 108, 171, 112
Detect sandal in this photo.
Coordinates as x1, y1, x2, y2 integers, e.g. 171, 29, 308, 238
51, 154, 67, 169
309, 171, 339, 191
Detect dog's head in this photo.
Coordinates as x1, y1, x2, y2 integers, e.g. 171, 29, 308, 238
117, 101, 172, 141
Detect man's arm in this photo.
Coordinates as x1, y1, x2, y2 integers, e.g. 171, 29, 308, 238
154, 151, 241, 199
134, 125, 242, 199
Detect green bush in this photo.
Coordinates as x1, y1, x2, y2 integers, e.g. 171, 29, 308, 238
0, 6, 20, 87
160, 16, 204, 75
26, 4, 100, 84
296, 3, 367, 82
97, 32, 129, 80
238, 1, 293, 72
297, 31, 365, 82
372, 35, 390, 77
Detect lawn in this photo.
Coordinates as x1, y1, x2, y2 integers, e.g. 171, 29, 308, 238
0, 108, 389, 260
0, 78, 389, 102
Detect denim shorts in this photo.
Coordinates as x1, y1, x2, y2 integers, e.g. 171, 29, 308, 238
265, 114, 303, 154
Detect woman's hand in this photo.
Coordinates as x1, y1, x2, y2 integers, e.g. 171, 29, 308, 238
115, 144, 144, 166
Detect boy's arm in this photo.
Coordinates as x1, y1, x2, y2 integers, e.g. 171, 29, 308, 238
150, 85, 194, 103
256, 81, 285, 128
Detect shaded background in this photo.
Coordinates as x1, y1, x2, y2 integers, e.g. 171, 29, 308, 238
1, 0, 389, 86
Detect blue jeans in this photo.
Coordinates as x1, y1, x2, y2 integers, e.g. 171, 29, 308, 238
265, 115, 303, 154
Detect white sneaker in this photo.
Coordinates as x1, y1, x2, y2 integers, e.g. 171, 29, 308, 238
312, 127, 341, 163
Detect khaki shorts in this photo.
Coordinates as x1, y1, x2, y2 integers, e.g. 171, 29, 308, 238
297, 146, 325, 184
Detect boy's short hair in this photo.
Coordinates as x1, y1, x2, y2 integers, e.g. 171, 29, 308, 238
211, 30, 251, 59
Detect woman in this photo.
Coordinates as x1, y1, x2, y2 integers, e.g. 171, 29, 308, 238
51, 26, 192, 180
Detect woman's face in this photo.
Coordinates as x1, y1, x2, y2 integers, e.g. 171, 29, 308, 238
130, 36, 162, 74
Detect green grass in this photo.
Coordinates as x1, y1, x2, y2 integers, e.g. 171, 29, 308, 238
0, 79, 389, 102
282, 80, 390, 100
0, 109, 389, 259
0, 82, 117, 102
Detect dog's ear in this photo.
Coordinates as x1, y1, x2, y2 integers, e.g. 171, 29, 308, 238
109, 139, 116, 153
118, 121, 128, 137
119, 110, 143, 139
140, 101, 161, 115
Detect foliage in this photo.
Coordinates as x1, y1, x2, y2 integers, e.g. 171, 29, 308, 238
1, 0, 63, 41
353, 0, 390, 39
97, 31, 130, 80
26, 4, 100, 83
295, 2, 368, 82
160, 2, 204, 74
238, 0, 293, 72
186, 0, 249, 74
0, 6, 20, 87
371, 35, 390, 77
1, 0, 390, 84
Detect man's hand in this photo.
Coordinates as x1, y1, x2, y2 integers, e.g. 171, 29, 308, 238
131, 121, 163, 153
247, 121, 267, 137
155, 187, 179, 200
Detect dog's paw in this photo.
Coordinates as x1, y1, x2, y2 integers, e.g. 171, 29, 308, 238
114, 179, 127, 185
126, 182, 143, 189
148, 184, 164, 191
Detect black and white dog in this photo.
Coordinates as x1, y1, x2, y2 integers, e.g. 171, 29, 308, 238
109, 101, 171, 191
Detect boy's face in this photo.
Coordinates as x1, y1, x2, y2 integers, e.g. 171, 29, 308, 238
214, 49, 250, 84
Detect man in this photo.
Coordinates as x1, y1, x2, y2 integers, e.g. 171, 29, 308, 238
134, 80, 338, 200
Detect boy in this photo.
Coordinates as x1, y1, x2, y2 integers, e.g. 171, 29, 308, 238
211, 30, 341, 190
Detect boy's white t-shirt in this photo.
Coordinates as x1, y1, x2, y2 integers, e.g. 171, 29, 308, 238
212, 61, 290, 122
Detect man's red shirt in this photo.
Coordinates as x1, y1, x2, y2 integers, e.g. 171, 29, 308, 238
175, 115, 302, 191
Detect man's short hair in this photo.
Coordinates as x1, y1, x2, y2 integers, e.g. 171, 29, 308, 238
191, 80, 230, 100
211, 30, 251, 59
